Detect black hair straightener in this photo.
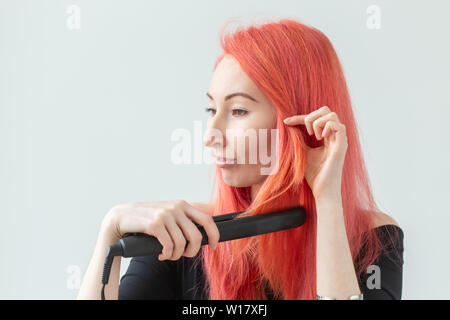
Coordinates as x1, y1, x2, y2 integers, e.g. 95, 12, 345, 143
100, 205, 306, 299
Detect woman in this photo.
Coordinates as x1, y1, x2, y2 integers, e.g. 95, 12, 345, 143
77, 18, 404, 300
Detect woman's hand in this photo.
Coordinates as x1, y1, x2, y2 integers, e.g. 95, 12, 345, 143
101, 200, 220, 261
283, 106, 348, 201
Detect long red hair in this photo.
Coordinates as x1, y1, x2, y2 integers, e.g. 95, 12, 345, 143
199, 18, 400, 300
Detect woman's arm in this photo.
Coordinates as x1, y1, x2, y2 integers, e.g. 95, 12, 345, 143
283, 107, 358, 299
77, 201, 219, 300
77, 216, 122, 300
315, 194, 362, 299
316, 194, 401, 300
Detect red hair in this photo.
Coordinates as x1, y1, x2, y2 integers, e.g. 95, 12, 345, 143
199, 18, 401, 300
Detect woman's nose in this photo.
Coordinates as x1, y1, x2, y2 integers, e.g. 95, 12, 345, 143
203, 116, 226, 148
203, 126, 225, 148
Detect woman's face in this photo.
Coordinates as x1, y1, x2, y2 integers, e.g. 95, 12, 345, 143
204, 54, 278, 188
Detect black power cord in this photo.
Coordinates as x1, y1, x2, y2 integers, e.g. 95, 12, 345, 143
101, 242, 123, 300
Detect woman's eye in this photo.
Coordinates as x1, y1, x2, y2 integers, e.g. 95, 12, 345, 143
205, 107, 216, 116
232, 109, 248, 116
205, 107, 248, 117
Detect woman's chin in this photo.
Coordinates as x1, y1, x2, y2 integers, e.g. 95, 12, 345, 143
221, 171, 247, 187
221, 169, 253, 188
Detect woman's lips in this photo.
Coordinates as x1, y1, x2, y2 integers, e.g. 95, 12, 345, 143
215, 157, 235, 168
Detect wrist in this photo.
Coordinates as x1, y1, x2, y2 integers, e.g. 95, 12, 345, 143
97, 228, 121, 253
314, 192, 342, 207
100, 212, 121, 243
312, 178, 343, 202
317, 293, 363, 300
314, 192, 344, 222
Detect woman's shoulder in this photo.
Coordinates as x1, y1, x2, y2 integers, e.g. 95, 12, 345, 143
354, 212, 404, 272
368, 212, 404, 253
372, 211, 400, 229
371, 211, 403, 236
357, 213, 404, 299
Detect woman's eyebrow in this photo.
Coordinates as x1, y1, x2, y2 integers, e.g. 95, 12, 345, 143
206, 92, 259, 103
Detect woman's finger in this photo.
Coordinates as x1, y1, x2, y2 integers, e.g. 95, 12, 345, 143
322, 121, 347, 142
182, 202, 220, 250
149, 222, 174, 261
283, 106, 331, 135
163, 215, 187, 261
175, 213, 204, 257
312, 112, 339, 140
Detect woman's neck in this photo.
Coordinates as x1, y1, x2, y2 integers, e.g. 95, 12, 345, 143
250, 182, 264, 202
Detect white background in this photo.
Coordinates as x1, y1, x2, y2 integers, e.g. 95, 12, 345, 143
1, 0, 449, 299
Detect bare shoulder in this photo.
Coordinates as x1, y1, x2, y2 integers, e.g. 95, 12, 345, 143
189, 201, 212, 213
372, 211, 400, 228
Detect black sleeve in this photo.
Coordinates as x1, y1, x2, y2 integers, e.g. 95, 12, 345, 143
357, 225, 404, 300
118, 255, 177, 300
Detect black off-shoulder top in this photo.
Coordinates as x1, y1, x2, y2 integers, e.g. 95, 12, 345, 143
118, 224, 404, 300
